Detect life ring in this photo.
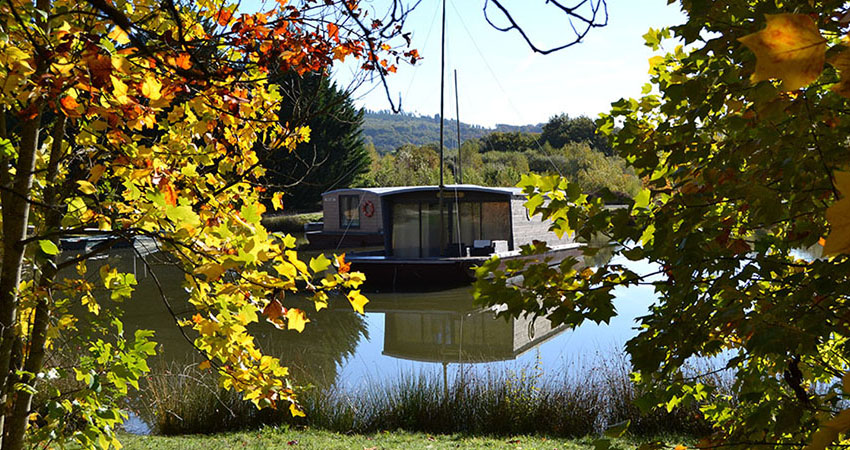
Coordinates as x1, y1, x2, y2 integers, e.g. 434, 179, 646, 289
362, 200, 375, 218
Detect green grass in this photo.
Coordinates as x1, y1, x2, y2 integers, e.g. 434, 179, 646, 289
120, 427, 693, 449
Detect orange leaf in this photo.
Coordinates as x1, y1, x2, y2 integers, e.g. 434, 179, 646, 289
199, 360, 211, 370
159, 179, 177, 206
327, 23, 340, 43
88, 164, 107, 183
263, 298, 284, 322
59, 96, 81, 118
738, 13, 826, 91
337, 253, 351, 274
217, 9, 233, 27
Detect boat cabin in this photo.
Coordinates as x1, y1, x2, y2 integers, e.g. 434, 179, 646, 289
319, 185, 573, 257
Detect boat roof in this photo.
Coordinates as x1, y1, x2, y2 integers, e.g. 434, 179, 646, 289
323, 185, 524, 198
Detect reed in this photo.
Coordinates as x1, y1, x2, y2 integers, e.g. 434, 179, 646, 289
133, 353, 725, 438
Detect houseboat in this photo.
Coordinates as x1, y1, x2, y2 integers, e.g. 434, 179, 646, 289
320, 184, 582, 289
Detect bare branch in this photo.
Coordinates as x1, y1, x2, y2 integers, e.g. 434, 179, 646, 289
483, 0, 608, 54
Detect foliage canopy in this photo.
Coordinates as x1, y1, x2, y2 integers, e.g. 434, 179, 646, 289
476, 1, 850, 448
0, 0, 415, 447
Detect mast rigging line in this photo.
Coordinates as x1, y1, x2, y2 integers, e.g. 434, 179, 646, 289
448, 0, 564, 177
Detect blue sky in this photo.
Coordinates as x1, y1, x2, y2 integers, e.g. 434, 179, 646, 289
240, 0, 688, 127
332, 0, 687, 127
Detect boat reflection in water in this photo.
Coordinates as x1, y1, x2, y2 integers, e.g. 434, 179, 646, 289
371, 295, 567, 365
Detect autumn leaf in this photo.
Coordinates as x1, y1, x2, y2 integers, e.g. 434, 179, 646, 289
336, 253, 351, 274
272, 192, 284, 210
88, 164, 107, 183
159, 179, 177, 206
347, 290, 368, 314
59, 96, 81, 118
198, 360, 211, 370
824, 171, 850, 256
285, 308, 309, 332
738, 13, 826, 91
829, 47, 850, 97
107, 27, 131, 45
140, 75, 163, 100
263, 298, 284, 322
289, 403, 305, 418
309, 254, 331, 273
76, 180, 97, 195
327, 23, 340, 43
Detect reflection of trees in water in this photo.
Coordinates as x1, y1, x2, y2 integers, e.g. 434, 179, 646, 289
255, 303, 368, 388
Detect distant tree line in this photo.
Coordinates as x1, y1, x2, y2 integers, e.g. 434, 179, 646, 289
355, 114, 638, 198
362, 110, 544, 153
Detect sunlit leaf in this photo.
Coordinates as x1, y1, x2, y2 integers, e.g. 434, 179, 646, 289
824, 171, 850, 256
738, 13, 826, 91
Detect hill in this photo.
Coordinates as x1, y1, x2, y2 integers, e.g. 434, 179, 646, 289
363, 110, 543, 153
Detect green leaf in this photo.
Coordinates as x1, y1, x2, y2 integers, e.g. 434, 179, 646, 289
165, 205, 201, 228
38, 240, 60, 255
633, 188, 651, 210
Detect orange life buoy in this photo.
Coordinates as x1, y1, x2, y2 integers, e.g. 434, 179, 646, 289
362, 200, 375, 217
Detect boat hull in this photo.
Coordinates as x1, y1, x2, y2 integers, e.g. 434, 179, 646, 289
304, 231, 384, 250
348, 244, 583, 291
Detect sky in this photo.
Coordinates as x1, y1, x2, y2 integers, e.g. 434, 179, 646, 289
331, 0, 688, 127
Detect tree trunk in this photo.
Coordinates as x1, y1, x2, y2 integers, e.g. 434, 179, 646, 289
0, 110, 42, 448
3, 115, 65, 450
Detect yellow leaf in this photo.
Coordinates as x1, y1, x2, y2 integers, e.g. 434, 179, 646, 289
76, 180, 97, 195
141, 75, 162, 100
289, 403, 306, 417
738, 13, 827, 91
285, 308, 309, 332
107, 27, 131, 45
272, 192, 284, 211
314, 292, 329, 311
198, 360, 211, 370
829, 47, 850, 97
347, 289, 369, 314
111, 76, 132, 105
824, 171, 850, 256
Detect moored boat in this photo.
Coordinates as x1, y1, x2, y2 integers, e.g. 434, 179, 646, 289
329, 184, 581, 290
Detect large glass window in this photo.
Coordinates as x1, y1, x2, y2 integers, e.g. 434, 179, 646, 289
392, 203, 420, 258
339, 195, 360, 228
391, 199, 511, 257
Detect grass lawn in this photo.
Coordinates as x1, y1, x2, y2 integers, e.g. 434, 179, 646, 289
120, 428, 689, 449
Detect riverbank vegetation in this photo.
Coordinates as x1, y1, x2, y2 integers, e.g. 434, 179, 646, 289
131, 354, 722, 439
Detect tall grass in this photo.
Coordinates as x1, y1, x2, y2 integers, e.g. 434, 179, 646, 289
133, 353, 725, 438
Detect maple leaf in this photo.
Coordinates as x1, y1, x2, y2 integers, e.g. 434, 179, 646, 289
738, 13, 826, 91
159, 179, 177, 206
272, 192, 284, 210
829, 47, 850, 97
263, 298, 284, 322
824, 171, 850, 256
285, 308, 309, 332
59, 95, 81, 118
336, 253, 351, 274
140, 75, 163, 100
346, 289, 368, 314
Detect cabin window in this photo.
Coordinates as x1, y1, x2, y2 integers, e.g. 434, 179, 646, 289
339, 195, 360, 229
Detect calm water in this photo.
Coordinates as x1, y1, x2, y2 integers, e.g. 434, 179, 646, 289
73, 244, 658, 433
